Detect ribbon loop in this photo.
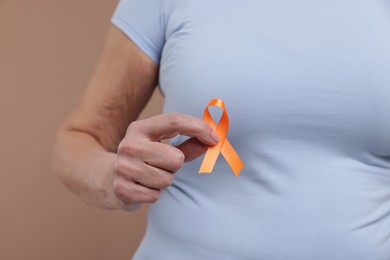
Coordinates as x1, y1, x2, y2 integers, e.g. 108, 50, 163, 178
199, 98, 244, 176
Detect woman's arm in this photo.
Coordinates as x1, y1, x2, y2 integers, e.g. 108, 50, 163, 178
51, 25, 218, 211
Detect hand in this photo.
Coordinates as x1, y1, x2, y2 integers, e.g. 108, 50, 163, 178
111, 113, 220, 210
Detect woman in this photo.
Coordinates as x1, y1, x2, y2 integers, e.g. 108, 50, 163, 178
51, 0, 390, 259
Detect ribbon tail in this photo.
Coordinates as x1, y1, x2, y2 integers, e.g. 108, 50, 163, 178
221, 139, 244, 176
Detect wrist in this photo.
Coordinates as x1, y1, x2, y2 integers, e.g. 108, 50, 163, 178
82, 151, 119, 210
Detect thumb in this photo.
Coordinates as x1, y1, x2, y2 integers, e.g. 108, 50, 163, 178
175, 137, 211, 162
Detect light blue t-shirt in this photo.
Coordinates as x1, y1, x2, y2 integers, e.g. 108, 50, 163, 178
111, 1, 390, 259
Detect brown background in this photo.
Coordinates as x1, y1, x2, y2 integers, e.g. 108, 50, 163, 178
0, 1, 164, 259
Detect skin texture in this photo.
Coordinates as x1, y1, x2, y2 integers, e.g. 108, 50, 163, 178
51, 25, 219, 211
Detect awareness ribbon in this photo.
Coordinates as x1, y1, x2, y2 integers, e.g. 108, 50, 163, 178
199, 98, 244, 176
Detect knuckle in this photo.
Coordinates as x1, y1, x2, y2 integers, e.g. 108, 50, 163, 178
167, 112, 182, 128
126, 120, 141, 133
155, 173, 173, 188
117, 140, 129, 154
113, 160, 123, 174
113, 181, 129, 200
161, 175, 174, 188
171, 151, 185, 170
118, 140, 144, 157
148, 191, 161, 203
113, 160, 130, 177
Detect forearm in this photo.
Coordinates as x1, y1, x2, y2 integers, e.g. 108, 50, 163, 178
51, 129, 118, 210
50, 25, 160, 211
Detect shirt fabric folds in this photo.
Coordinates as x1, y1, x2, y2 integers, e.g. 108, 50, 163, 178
111, 1, 390, 259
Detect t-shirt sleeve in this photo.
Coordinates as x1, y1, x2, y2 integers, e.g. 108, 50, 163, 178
111, 0, 166, 64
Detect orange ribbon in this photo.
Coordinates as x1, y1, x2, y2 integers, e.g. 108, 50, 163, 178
199, 98, 244, 176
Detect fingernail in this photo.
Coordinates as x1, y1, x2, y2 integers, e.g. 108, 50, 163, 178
211, 131, 220, 143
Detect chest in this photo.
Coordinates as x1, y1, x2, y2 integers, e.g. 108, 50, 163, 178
160, 0, 390, 155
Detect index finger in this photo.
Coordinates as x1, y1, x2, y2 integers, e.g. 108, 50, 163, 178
136, 113, 220, 145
